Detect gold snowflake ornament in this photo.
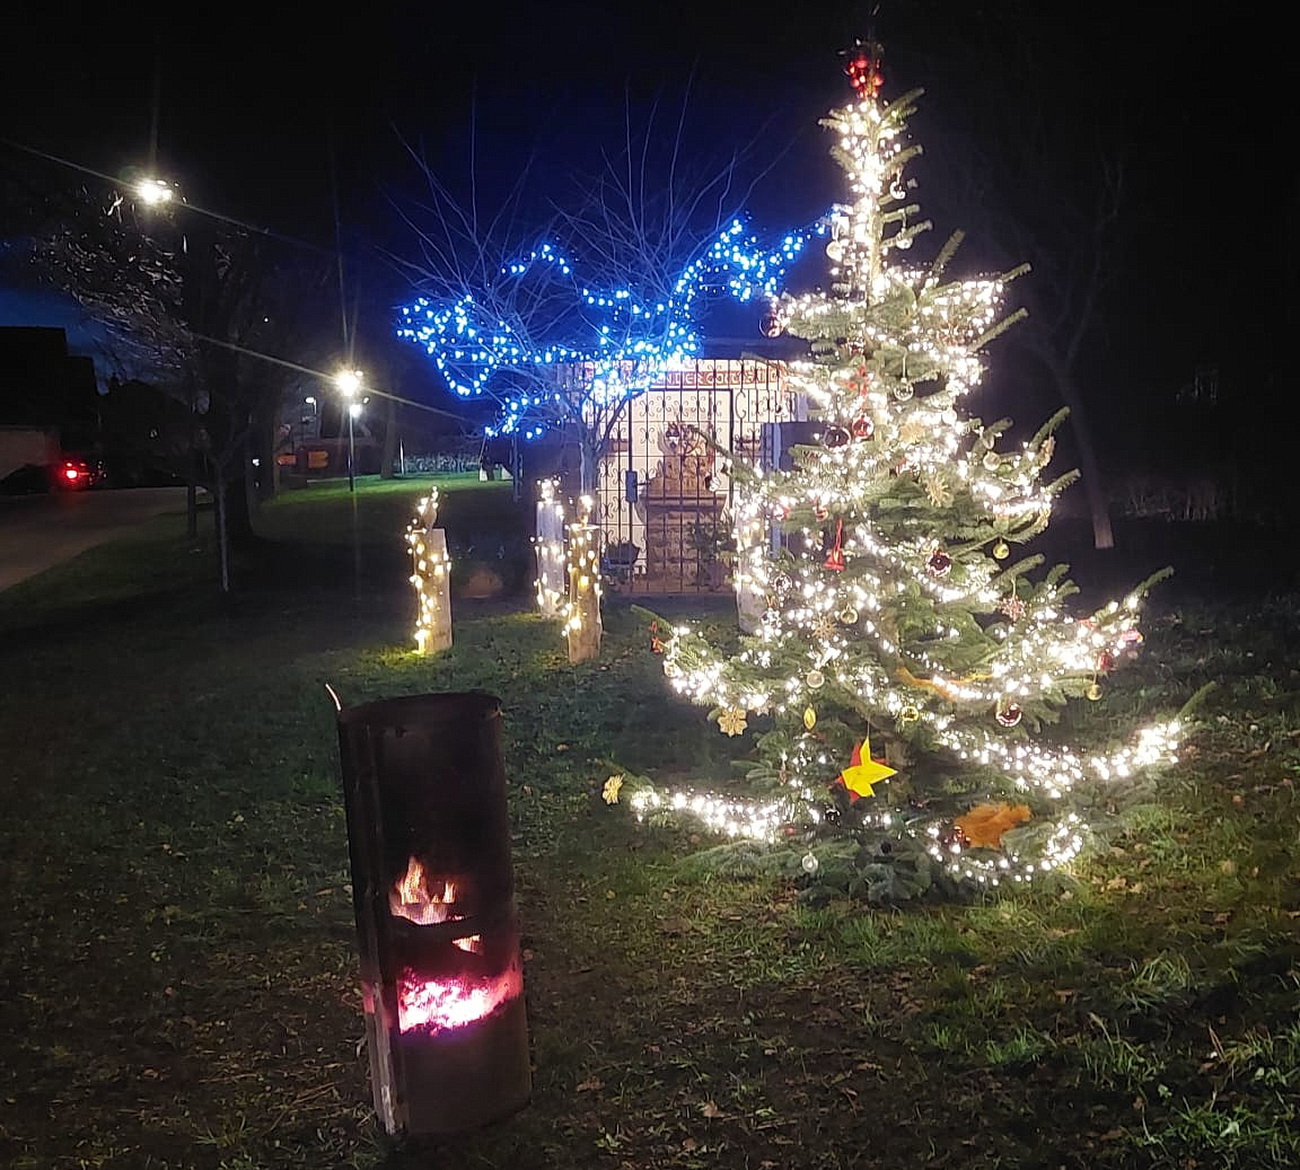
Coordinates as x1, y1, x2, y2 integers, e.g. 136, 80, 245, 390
811, 614, 838, 642
602, 775, 624, 805
922, 473, 953, 508
717, 707, 749, 737
898, 417, 928, 446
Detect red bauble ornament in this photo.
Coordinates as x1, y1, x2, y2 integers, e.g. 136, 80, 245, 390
851, 416, 874, 439
938, 824, 970, 853
1097, 651, 1116, 673
995, 703, 1023, 728
927, 549, 953, 577
843, 41, 885, 99
814, 504, 830, 521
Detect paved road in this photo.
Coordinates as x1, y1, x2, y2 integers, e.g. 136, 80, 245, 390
0, 487, 191, 593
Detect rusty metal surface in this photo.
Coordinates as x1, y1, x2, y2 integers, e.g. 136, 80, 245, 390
335, 692, 531, 1135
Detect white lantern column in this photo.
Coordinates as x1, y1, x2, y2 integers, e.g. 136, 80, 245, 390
533, 479, 566, 619
407, 491, 452, 654
563, 497, 602, 664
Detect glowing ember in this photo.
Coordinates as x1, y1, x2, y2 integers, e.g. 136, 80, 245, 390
389, 857, 463, 926
397, 965, 522, 1034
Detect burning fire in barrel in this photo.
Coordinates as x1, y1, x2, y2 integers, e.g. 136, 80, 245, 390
333, 691, 531, 1135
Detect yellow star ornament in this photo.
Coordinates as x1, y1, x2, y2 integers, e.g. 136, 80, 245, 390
837, 737, 897, 801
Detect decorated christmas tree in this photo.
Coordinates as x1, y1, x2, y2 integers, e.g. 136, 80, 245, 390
634, 46, 1183, 898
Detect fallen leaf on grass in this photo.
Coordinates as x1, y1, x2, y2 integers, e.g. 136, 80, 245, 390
575, 1078, 604, 1092
701, 1101, 722, 1118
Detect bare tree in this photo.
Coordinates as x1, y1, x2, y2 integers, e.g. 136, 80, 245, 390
31, 184, 332, 589
930, 116, 1123, 550
391, 93, 802, 492
896, 8, 1128, 549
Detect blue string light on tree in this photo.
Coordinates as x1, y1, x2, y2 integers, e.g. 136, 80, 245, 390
396, 216, 813, 440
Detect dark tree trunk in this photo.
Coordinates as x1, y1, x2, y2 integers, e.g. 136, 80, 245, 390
234, 447, 259, 547
252, 396, 279, 504
1042, 353, 1114, 551
214, 475, 231, 594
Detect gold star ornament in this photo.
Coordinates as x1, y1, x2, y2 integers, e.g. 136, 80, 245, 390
837, 737, 897, 800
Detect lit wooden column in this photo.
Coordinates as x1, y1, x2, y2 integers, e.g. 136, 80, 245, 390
407, 491, 452, 654
533, 478, 566, 619
563, 499, 602, 664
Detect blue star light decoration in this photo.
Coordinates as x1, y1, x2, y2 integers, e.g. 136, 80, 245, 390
397, 218, 819, 439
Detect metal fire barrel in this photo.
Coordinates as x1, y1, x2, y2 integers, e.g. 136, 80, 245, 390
334, 691, 531, 1135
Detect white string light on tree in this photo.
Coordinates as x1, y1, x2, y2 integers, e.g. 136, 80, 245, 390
635, 44, 1184, 892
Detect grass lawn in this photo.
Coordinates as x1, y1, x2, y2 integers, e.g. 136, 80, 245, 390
1, 478, 1298, 1169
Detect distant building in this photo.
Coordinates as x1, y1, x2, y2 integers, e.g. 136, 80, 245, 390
0, 326, 100, 450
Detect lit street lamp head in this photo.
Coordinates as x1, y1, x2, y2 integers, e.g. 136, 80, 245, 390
135, 177, 176, 207
348, 401, 363, 419
335, 369, 365, 398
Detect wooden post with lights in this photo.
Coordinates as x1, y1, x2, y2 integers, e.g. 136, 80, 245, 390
533, 479, 566, 619
563, 497, 602, 664
407, 491, 452, 654
332, 690, 532, 1136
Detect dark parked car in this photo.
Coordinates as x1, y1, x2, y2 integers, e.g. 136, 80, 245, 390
0, 456, 102, 495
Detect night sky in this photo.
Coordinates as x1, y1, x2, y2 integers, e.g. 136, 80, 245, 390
3, 2, 1295, 446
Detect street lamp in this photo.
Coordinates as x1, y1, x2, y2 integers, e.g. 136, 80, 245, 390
334, 369, 365, 492
134, 176, 177, 207
347, 401, 363, 492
